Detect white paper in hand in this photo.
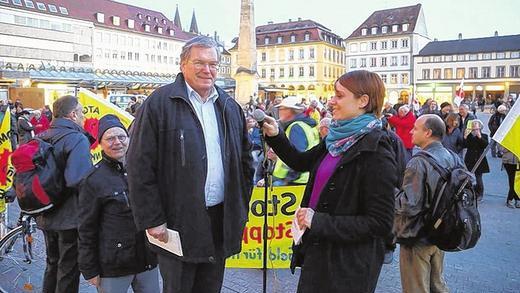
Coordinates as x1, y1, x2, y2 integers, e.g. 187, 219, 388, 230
146, 229, 183, 257
292, 208, 306, 245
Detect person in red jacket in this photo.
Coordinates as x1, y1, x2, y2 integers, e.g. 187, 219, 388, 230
30, 109, 50, 135
387, 105, 416, 161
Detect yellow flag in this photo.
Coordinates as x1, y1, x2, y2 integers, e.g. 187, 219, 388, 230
0, 109, 14, 213
515, 165, 520, 196
77, 89, 134, 163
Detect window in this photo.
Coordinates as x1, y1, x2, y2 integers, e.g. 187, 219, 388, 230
497, 52, 505, 59
350, 43, 358, 53
469, 54, 478, 61
382, 26, 388, 33
304, 33, 310, 41
380, 57, 387, 67
433, 56, 442, 62
264, 37, 270, 45
112, 51, 118, 59
12, 0, 22, 6
289, 67, 294, 77
59, 6, 68, 15
457, 55, 465, 61
456, 68, 465, 79
24, 0, 34, 8
277, 36, 283, 43
36, 2, 46, 10
121, 51, 126, 61
48, 4, 57, 12
279, 67, 284, 77
401, 73, 409, 84
482, 53, 491, 60
360, 42, 367, 52
391, 40, 398, 49
402, 23, 409, 31
270, 68, 275, 78
370, 42, 377, 50
511, 65, 520, 77
169, 29, 175, 36
360, 58, 366, 68
381, 41, 387, 50
128, 52, 133, 61
391, 56, 397, 66
158, 27, 163, 34
422, 69, 430, 79
289, 50, 294, 60
151, 55, 155, 62
496, 66, 505, 77
290, 34, 296, 42
422, 56, 430, 62
370, 57, 377, 67
137, 13, 142, 19
104, 51, 110, 59
469, 67, 478, 78
144, 24, 150, 32
350, 59, 357, 68
299, 49, 304, 59
371, 27, 377, 34
433, 68, 441, 79
309, 48, 315, 59
444, 68, 453, 79
401, 55, 408, 65
261, 69, 266, 78
381, 74, 387, 83
299, 66, 304, 77
481, 67, 491, 78
361, 28, 367, 36
96, 13, 105, 23
392, 24, 398, 32
309, 66, 314, 77
511, 52, 520, 58
128, 19, 134, 28
445, 55, 453, 62
261, 52, 266, 62
113, 16, 120, 26
390, 74, 397, 84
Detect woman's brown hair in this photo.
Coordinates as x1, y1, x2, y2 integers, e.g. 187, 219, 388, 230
336, 70, 386, 117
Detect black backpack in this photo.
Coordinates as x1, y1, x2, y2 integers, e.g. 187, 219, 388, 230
11, 131, 74, 215
415, 151, 481, 251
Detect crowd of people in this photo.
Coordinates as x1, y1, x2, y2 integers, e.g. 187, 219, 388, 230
0, 34, 518, 293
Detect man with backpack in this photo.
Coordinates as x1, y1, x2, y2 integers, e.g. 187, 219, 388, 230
394, 114, 463, 293
35, 95, 94, 292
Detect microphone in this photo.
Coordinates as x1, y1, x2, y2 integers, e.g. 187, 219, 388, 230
252, 109, 266, 128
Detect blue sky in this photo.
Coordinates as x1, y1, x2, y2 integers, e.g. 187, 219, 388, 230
120, 0, 519, 47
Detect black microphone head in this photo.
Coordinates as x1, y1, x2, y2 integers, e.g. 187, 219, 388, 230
252, 109, 266, 123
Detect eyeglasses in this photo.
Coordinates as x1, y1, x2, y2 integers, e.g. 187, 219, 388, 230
104, 135, 128, 145
189, 61, 220, 70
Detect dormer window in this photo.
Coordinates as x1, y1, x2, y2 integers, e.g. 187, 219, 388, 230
24, 0, 35, 9
127, 19, 134, 29
96, 13, 105, 23
154, 17, 158, 23
162, 19, 167, 25
371, 27, 377, 34
392, 25, 399, 32
59, 7, 68, 15
169, 29, 175, 36
264, 37, 270, 45
36, 2, 46, 10
48, 4, 57, 12
146, 16, 151, 21
137, 13, 142, 19
290, 34, 296, 42
277, 36, 283, 43
144, 24, 150, 32
112, 16, 120, 26
304, 32, 310, 41
158, 27, 163, 34
12, 0, 22, 6
382, 26, 388, 33
361, 28, 367, 36
402, 23, 409, 31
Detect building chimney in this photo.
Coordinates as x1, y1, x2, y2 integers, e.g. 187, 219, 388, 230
458, 33, 462, 40
494, 30, 498, 37
298, 17, 301, 21
288, 19, 292, 22
434, 38, 438, 42
267, 21, 273, 24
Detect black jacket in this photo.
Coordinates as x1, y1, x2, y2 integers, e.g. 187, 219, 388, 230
126, 73, 254, 263
78, 153, 157, 279
266, 128, 398, 293
17, 116, 34, 144
36, 118, 94, 230
488, 112, 506, 136
464, 133, 490, 174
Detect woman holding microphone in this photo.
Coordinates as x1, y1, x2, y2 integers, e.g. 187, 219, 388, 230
261, 70, 398, 292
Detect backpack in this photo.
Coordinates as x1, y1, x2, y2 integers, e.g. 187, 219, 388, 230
415, 151, 481, 251
11, 131, 74, 215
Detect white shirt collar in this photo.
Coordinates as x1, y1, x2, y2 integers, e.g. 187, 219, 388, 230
185, 82, 219, 104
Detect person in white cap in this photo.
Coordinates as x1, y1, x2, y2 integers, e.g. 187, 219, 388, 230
488, 104, 507, 157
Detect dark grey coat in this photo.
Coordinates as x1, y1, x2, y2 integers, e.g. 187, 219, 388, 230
266, 128, 398, 293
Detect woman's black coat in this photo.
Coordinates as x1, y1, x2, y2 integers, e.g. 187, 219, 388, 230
463, 133, 490, 174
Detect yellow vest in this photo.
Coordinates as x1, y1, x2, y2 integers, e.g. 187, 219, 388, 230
273, 121, 320, 184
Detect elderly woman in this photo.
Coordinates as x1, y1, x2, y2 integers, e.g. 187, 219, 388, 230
261, 70, 398, 292
78, 115, 159, 292
441, 113, 464, 158
30, 109, 50, 135
387, 104, 416, 161
463, 119, 489, 202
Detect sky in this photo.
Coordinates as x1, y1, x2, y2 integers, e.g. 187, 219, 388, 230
120, 0, 519, 47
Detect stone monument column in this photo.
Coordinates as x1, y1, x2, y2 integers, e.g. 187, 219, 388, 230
234, 0, 258, 105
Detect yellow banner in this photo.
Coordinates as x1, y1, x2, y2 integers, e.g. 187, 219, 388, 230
0, 110, 14, 213
49, 89, 135, 163
226, 185, 305, 269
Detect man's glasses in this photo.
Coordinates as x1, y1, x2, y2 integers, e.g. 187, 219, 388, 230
189, 61, 220, 70
104, 135, 128, 145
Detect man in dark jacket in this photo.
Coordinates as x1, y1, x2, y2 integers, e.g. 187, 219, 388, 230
458, 104, 476, 133
488, 105, 507, 157
36, 95, 94, 292
126, 36, 254, 293
394, 114, 462, 293
78, 115, 158, 292
17, 110, 34, 144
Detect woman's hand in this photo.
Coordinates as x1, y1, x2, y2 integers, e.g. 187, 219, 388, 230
261, 116, 279, 137
87, 275, 100, 287
296, 208, 315, 230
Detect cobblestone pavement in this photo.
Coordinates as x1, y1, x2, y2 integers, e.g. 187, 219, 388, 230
1, 112, 519, 292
